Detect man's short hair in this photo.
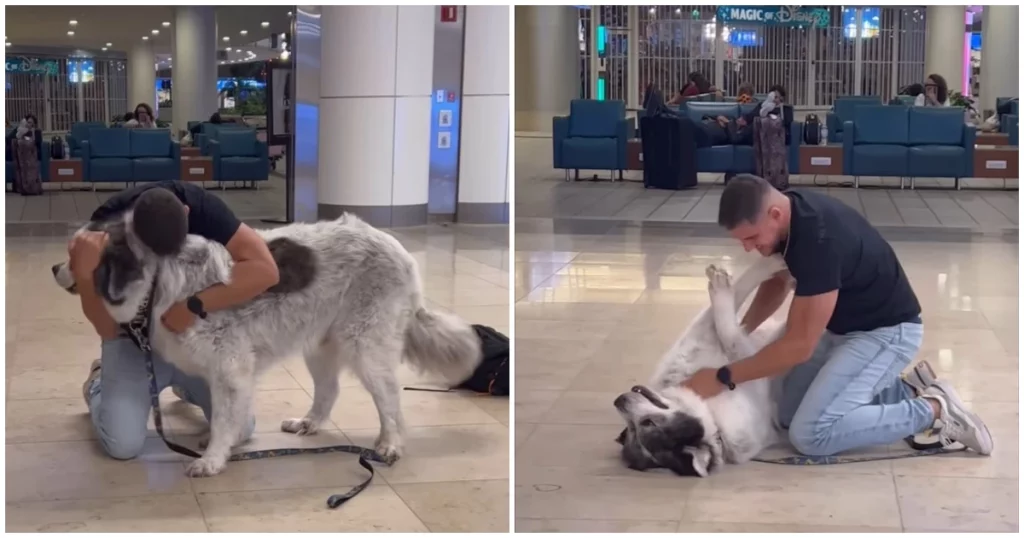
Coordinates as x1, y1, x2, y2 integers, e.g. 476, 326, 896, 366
132, 188, 188, 256
718, 174, 771, 229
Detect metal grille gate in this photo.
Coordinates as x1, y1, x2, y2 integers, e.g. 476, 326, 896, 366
5, 57, 128, 133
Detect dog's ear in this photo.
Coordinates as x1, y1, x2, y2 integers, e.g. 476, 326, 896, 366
615, 428, 628, 445
655, 449, 703, 477
682, 445, 713, 477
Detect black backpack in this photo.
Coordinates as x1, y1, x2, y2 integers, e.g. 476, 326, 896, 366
50, 136, 65, 159
802, 114, 821, 145
455, 325, 509, 396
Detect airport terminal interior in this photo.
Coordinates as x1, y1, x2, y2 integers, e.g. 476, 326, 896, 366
514, 5, 1017, 533
6, 5, 509, 532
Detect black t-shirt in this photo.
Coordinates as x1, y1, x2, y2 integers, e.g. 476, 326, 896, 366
90, 180, 241, 246
782, 189, 920, 334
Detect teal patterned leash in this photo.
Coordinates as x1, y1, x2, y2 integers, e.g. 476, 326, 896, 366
131, 276, 385, 509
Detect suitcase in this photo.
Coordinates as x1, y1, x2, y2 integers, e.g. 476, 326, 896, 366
753, 115, 789, 190
639, 115, 698, 190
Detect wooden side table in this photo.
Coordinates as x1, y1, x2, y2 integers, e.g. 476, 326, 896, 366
181, 146, 202, 158
976, 132, 1010, 147
799, 145, 844, 176
49, 158, 83, 184
626, 139, 643, 171
973, 147, 1019, 186
181, 156, 213, 182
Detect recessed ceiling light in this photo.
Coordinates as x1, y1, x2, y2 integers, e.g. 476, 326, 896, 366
261, 21, 269, 28
219, 60, 225, 65
69, 20, 78, 26
162, 21, 170, 27
287, 11, 293, 16
168, 56, 172, 61
5, 43, 11, 48
247, 50, 253, 55
280, 33, 286, 39
151, 29, 159, 35
101, 47, 107, 51
222, 36, 230, 41
240, 30, 248, 36
67, 31, 75, 36
106, 42, 112, 47
142, 36, 149, 41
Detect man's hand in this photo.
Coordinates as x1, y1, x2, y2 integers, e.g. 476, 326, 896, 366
68, 231, 107, 282
161, 301, 197, 333
682, 368, 724, 399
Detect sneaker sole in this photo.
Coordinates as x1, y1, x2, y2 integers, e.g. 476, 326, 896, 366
932, 379, 995, 455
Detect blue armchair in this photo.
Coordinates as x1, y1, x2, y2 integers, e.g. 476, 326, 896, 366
906, 107, 974, 186
210, 129, 270, 186
66, 121, 107, 158
999, 99, 1018, 141
826, 96, 881, 143
195, 123, 251, 155
1007, 114, 1019, 146
842, 106, 910, 182
82, 128, 133, 183
553, 99, 630, 181
130, 129, 180, 182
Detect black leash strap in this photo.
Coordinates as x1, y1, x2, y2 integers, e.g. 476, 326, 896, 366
752, 436, 965, 465
132, 277, 384, 509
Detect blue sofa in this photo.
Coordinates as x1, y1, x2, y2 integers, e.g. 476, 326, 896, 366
66, 121, 107, 158
195, 123, 252, 156
209, 129, 270, 185
998, 98, 1018, 141
82, 128, 180, 184
826, 96, 881, 143
553, 99, 630, 181
682, 102, 801, 176
842, 106, 974, 188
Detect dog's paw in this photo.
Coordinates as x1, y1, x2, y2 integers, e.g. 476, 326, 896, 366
185, 457, 226, 477
705, 264, 732, 291
374, 441, 403, 465
281, 417, 320, 436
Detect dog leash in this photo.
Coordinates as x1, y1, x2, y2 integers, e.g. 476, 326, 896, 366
129, 278, 386, 509
752, 436, 966, 465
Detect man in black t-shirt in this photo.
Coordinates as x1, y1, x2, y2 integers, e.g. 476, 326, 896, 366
68, 181, 280, 460
681, 174, 993, 457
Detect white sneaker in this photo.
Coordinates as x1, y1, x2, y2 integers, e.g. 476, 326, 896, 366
902, 360, 937, 397
923, 381, 994, 455
82, 359, 102, 406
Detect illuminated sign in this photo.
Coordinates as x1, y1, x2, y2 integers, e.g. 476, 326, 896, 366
716, 6, 830, 28
5, 57, 59, 76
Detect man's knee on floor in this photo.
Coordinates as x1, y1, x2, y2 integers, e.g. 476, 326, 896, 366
788, 422, 838, 457
98, 430, 147, 460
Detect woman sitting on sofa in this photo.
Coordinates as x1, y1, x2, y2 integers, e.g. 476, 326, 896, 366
124, 102, 158, 128
915, 74, 950, 107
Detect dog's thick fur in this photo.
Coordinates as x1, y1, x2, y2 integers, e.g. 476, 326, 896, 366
54, 213, 482, 477
614, 255, 790, 477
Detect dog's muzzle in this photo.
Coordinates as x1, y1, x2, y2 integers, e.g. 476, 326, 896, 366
631, 385, 669, 409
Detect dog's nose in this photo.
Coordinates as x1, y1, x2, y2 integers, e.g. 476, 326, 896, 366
51, 264, 61, 276
614, 394, 628, 410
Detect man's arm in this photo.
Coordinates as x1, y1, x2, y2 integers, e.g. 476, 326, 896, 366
729, 290, 837, 384
79, 278, 121, 340
69, 231, 120, 340
193, 223, 280, 312
740, 273, 790, 333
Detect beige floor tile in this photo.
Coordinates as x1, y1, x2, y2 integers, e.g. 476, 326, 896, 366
469, 394, 510, 425
394, 479, 509, 532
897, 475, 1018, 532
7, 364, 90, 401
6, 398, 96, 444
540, 391, 623, 425
515, 423, 538, 452
517, 424, 640, 477
5, 494, 208, 532
517, 518, 679, 533
676, 521, 901, 532
197, 485, 429, 532
515, 389, 561, 423
345, 424, 509, 484
328, 388, 498, 430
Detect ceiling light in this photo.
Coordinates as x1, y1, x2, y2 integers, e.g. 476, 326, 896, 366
69, 20, 78, 26
219, 60, 225, 65
162, 21, 170, 27
67, 31, 75, 36
222, 36, 230, 42
151, 29, 159, 35
143, 36, 149, 41
247, 50, 253, 54
5, 43, 10, 48
101, 47, 107, 51
240, 30, 248, 36
287, 11, 293, 16
280, 50, 290, 60
261, 21, 270, 28
106, 42, 112, 47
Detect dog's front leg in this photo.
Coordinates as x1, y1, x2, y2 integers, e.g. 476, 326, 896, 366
186, 369, 253, 477
706, 265, 760, 361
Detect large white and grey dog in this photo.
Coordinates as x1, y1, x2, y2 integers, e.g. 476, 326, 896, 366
53, 212, 482, 477
614, 255, 790, 477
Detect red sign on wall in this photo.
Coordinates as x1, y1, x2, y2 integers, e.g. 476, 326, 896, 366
440, 6, 458, 23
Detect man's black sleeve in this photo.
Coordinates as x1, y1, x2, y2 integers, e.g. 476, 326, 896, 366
193, 190, 242, 246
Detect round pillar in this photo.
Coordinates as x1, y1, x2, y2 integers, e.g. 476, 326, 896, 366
317, 6, 435, 227
980, 6, 1019, 112
127, 42, 156, 117
172, 5, 218, 135
924, 5, 967, 94
457, 6, 510, 223
514, 6, 579, 133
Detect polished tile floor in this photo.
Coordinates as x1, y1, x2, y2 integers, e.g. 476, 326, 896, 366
514, 218, 1018, 533
5, 223, 510, 532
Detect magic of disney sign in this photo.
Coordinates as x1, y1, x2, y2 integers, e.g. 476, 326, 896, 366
5, 57, 60, 76
716, 6, 831, 28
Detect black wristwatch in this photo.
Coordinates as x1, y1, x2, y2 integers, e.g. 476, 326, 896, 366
186, 295, 208, 320
716, 366, 736, 391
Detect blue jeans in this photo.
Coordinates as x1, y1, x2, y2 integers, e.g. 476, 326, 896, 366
777, 321, 935, 456
87, 338, 254, 460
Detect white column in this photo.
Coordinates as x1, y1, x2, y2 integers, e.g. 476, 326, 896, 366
128, 41, 156, 115
457, 6, 510, 224
980, 6, 1019, 112
172, 5, 218, 135
514, 6, 579, 132
318, 6, 434, 227
924, 5, 966, 94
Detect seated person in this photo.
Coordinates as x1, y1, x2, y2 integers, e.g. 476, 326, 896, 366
189, 112, 224, 139
668, 72, 713, 105
759, 84, 787, 118
693, 115, 753, 147
736, 83, 756, 104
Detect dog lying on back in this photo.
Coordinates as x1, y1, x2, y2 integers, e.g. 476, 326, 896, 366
53, 212, 482, 477
614, 255, 790, 477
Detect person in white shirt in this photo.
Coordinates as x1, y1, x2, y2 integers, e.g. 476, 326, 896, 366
124, 102, 158, 129
759, 84, 787, 118
914, 74, 951, 107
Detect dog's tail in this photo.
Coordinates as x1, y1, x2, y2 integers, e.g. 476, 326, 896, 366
403, 306, 482, 385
